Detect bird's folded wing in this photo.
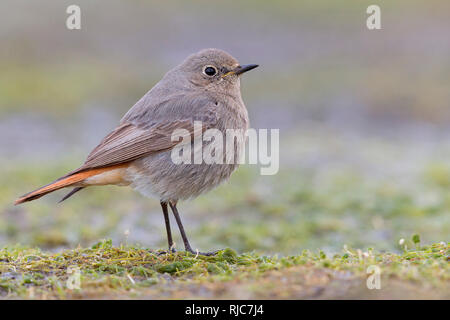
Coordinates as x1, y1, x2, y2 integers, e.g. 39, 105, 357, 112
71, 119, 209, 174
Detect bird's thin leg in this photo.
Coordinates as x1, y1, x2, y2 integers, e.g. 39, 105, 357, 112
168, 201, 219, 256
160, 201, 175, 252
168, 200, 194, 253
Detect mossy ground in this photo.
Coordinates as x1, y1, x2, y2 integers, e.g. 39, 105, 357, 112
0, 239, 448, 299
1, 0, 449, 300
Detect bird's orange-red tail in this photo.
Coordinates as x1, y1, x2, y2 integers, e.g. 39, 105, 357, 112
14, 165, 126, 205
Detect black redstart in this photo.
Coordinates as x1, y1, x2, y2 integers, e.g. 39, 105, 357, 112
15, 48, 258, 255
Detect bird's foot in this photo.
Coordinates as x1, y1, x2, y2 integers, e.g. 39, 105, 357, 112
185, 248, 222, 257
157, 248, 177, 255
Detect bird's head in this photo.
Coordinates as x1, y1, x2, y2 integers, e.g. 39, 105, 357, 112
173, 48, 258, 93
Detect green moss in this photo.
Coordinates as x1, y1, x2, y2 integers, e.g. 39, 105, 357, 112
0, 240, 447, 299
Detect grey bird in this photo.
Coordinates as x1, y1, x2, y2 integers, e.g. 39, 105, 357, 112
15, 48, 258, 255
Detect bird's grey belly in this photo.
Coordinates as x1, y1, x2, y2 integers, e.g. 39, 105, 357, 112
125, 150, 240, 201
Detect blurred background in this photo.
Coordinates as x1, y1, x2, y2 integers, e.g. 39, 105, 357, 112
1, 0, 449, 255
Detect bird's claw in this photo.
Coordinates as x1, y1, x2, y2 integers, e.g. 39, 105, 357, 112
157, 248, 177, 255
186, 248, 221, 256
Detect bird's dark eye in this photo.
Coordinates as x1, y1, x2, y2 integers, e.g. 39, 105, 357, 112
203, 65, 217, 76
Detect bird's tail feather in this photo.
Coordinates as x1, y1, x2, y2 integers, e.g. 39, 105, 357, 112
14, 166, 117, 205
59, 187, 84, 203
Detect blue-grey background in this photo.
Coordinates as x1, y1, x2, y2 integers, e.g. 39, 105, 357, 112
1, 0, 449, 254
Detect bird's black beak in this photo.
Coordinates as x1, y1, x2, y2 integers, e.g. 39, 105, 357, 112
233, 64, 259, 76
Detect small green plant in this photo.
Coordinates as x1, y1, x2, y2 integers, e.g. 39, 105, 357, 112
412, 234, 421, 248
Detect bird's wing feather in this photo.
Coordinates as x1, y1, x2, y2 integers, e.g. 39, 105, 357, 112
79, 120, 202, 171
67, 93, 218, 175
